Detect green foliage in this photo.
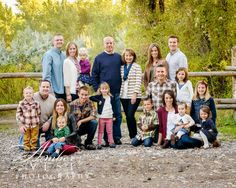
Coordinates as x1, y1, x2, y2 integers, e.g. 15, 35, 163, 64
217, 110, 236, 140
0, 63, 39, 104
0, 27, 52, 71
0, 0, 235, 102
0, 3, 24, 48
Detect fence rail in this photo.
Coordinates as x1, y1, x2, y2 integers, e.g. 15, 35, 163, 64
0, 46, 236, 120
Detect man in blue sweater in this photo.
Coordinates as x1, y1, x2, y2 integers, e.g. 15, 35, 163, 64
42, 33, 66, 100
92, 36, 122, 145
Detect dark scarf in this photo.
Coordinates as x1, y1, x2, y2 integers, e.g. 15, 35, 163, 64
123, 63, 133, 81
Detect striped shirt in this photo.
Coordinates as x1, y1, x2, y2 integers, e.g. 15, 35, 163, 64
16, 99, 41, 128
120, 62, 142, 99
146, 79, 176, 110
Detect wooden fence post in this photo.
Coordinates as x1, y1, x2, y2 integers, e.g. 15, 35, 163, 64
232, 46, 236, 121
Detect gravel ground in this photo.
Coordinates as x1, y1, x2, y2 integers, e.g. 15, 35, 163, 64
0, 125, 236, 188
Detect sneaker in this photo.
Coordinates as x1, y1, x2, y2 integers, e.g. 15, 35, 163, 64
85, 144, 96, 150
170, 134, 176, 145
97, 145, 102, 150
114, 139, 122, 145
212, 140, 221, 147
101, 142, 109, 147
51, 152, 59, 158
109, 143, 116, 148
203, 145, 210, 149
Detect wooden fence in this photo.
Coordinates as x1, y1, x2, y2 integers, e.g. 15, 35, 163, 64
0, 46, 236, 120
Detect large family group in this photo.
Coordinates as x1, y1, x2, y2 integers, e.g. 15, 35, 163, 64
16, 34, 220, 158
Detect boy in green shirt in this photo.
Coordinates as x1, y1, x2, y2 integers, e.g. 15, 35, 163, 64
47, 116, 70, 158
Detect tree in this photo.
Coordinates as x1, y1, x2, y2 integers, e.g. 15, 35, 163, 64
0, 3, 24, 48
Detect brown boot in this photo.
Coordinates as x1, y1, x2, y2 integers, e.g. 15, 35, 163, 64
161, 140, 170, 149
170, 134, 176, 145
212, 140, 221, 147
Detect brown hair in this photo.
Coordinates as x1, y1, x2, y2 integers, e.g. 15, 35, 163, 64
39, 80, 51, 86
193, 80, 211, 100
168, 35, 179, 42
78, 85, 89, 94
199, 105, 212, 120
122, 48, 136, 64
143, 97, 153, 104
66, 42, 78, 57
143, 44, 163, 88
52, 98, 69, 129
162, 90, 177, 108
175, 67, 189, 83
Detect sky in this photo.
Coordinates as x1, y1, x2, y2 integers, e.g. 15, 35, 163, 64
1, 0, 19, 13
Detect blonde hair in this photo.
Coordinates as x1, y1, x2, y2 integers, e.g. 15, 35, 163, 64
23, 86, 33, 93
193, 80, 211, 100
97, 82, 112, 96
57, 115, 67, 126
78, 47, 88, 56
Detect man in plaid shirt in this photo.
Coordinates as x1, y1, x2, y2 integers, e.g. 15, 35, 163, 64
69, 86, 97, 150
16, 86, 41, 151
146, 64, 176, 111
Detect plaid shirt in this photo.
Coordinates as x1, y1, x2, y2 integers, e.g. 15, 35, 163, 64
137, 110, 158, 140
16, 98, 41, 128
69, 99, 96, 123
146, 79, 176, 110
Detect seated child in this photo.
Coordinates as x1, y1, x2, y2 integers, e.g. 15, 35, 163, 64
199, 105, 220, 149
16, 86, 40, 151
172, 102, 195, 144
77, 47, 93, 87
131, 98, 158, 147
47, 115, 71, 158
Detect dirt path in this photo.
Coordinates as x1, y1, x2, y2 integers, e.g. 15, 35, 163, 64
0, 126, 236, 188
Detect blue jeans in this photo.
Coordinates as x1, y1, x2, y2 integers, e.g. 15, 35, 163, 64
76, 119, 98, 145
131, 137, 153, 147
172, 134, 202, 149
18, 127, 51, 149
104, 93, 122, 142
121, 98, 141, 139
47, 142, 65, 154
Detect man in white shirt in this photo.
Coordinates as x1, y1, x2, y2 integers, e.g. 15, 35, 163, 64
166, 35, 188, 80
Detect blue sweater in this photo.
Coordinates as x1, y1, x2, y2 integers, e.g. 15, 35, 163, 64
92, 52, 122, 95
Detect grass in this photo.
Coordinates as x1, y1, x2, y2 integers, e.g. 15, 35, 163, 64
0, 109, 235, 139
217, 110, 236, 140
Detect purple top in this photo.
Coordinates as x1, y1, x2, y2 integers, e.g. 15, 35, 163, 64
80, 59, 91, 74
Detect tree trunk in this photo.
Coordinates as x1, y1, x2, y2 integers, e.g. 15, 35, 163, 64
149, 0, 156, 12
159, 0, 164, 13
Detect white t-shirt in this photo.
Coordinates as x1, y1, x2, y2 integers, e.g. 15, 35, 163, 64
166, 111, 176, 140
99, 96, 113, 118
